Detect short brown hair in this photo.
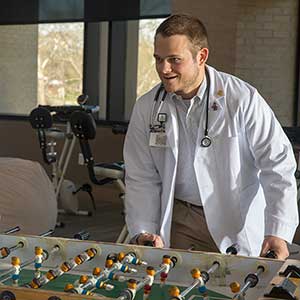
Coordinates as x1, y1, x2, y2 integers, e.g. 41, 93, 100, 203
155, 14, 209, 56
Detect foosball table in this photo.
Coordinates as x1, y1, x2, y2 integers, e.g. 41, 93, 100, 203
0, 233, 299, 300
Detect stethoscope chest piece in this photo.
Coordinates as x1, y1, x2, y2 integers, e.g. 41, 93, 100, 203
201, 136, 212, 147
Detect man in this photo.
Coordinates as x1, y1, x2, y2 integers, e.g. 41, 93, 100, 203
123, 14, 298, 259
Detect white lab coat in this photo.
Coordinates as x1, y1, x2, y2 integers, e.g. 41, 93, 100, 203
124, 65, 299, 256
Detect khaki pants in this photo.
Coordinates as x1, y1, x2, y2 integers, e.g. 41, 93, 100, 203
170, 199, 219, 252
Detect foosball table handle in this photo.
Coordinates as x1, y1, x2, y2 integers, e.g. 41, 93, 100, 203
0, 290, 16, 300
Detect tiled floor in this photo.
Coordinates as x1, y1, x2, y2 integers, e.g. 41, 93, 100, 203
53, 187, 126, 243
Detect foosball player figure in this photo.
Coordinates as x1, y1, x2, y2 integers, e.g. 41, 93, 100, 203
60, 261, 72, 273
230, 281, 241, 293
90, 267, 102, 285
191, 268, 207, 294
160, 255, 172, 286
122, 252, 148, 266
64, 281, 93, 295
46, 269, 57, 281
74, 254, 84, 265
92, 267, 101, 282
34, 246, 44, 279
0, 246, 10, 259
118, 252, 126, 261
143, 266, 155, 300
28, 277, 41, 289
118, 278, 138, 300
95, 279, 114, 291
169, 286, 180, 299
105, 255, 115, 269
127, 279, 138, 299
74, 275, 89, 287
64, 283, 75, 293
11, 256, 21, 286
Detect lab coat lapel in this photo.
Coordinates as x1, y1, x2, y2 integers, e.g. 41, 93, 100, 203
165, 98, 179, 158
206, 66, 225, 137
159, 97, 178, 245
208, 96, 224, 137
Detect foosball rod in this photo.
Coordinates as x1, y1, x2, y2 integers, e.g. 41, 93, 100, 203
3, 226, 21, 235
0, 229, 54, 260
170, 261, 220, 300
232, 265, 265, 300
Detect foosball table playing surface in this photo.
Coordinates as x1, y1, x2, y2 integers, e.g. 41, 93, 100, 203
0, 233, 298, 300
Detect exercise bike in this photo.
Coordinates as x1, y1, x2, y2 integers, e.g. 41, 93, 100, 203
29, 95, 99, 218
69, 107, 129, 243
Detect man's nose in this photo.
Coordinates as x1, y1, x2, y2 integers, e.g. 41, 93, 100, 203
160, 60, 172, 74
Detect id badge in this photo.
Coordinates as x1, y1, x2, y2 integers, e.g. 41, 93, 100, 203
149, 131, 168, 147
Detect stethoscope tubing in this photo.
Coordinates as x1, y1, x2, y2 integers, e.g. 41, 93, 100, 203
150, 83, 167, 129
150, 68, 212, 147
201, 67, 212, 147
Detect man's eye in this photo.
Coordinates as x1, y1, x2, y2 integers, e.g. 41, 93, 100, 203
171, 58, 181, 63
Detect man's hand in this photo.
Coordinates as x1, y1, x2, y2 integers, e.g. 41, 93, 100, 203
260, 235, 289, 260
136, 232, 164, 247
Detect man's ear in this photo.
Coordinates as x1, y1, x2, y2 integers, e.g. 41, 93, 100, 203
197, 48, 209, 66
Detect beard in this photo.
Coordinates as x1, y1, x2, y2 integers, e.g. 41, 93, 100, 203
167, 65, 202, 99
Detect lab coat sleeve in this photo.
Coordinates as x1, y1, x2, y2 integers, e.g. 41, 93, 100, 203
123, 97, 162, 238
242, 88, 299, 243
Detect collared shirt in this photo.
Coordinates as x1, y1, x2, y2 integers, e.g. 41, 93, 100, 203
172, 76, 207, 206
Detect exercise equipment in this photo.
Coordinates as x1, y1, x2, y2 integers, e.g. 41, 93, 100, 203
69, 109, 128, 243
29, 96, 99, 217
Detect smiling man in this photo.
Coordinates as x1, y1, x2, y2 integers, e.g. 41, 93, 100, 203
123, 14, 298, 259
154, 34, 206, 99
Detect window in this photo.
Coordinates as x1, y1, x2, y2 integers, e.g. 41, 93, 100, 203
0, 23, 84, 115
84, 18, 165, 123
38, 23, 84, 106
137, 19, 164, 99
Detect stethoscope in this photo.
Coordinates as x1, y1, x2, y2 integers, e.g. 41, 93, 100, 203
150, 68, 212, 147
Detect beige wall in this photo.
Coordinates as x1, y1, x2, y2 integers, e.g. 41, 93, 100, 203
172, 0, 298, 125
235, 0, 298, 124
172, 0, 238, 74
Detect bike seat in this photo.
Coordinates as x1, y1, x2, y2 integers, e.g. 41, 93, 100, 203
94, 162, 124, 180
95, 162, 124, 171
